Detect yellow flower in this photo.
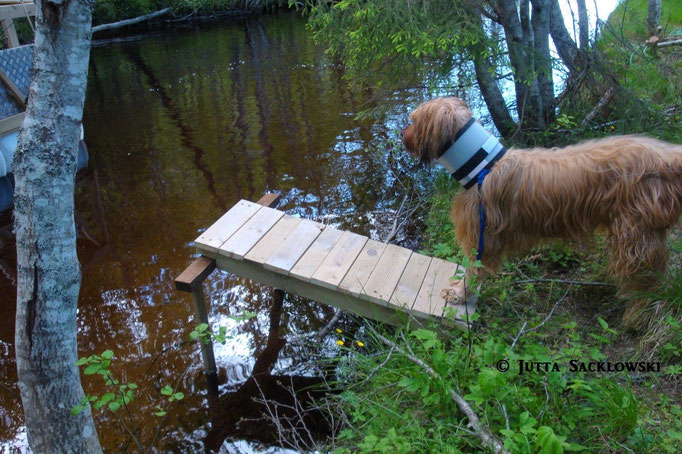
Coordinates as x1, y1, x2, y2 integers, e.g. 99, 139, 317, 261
336, 340, 344, 346
336, 328, 342, 333
357, 341, 364, 347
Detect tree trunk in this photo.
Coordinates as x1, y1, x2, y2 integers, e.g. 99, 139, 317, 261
531, 0, 554, 123
647, 0, 662, 36
548, 0, 580, 73
13, 0, 102, 453
495, 0, 545, 129
469, 11, 516, 137
576, 0, 589, 48
472, 48, 516, 138
520, 0, 533, 48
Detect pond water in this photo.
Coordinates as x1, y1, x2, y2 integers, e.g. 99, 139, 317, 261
0, 13, 426, 452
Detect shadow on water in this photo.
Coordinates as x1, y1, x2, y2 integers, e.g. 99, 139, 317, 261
0, 13, 426, 452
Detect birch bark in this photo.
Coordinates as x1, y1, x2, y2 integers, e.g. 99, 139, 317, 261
13, 0, 102, 452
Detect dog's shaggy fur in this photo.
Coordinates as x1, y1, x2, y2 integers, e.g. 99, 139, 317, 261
403, 97, 682, 330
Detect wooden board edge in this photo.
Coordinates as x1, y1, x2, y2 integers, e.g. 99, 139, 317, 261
175, 256, 216, 292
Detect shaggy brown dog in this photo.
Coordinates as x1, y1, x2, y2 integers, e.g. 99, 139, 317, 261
403, 97, 682, 330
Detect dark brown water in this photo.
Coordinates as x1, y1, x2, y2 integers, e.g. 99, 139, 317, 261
0, 13, 425, 452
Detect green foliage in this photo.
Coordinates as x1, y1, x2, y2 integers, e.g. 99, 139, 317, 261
325, 318, 665, 453
298, 0, 487, 90
72, 350, 183, 419
189, 312, 257, 344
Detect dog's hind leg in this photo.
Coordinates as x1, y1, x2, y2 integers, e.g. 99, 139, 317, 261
609, 220, 670, 330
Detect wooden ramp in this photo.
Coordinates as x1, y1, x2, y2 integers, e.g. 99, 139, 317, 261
193, 198, 475, 327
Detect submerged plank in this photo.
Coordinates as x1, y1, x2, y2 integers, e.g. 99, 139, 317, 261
244, 215, 302, 263
195, 200, 261, 253
263, 219, 326, 274
289, 227, 344, 281
310, 231, 368, 290
361, 244, 412, 305
338, 240, 387, 298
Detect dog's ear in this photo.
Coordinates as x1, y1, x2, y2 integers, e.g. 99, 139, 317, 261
402, 124, 418, 156
403, 97, 472, 166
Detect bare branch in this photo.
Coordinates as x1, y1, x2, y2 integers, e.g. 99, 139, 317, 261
375, 333, 510, 454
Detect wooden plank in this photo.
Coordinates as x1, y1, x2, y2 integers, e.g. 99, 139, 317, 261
219, 206, 284, 260
310, 231, 368, 290
244, 215, 302, 263
0, 67, 24, 107
289, 227, 344, 281
389, 253, 432, 309
338, 240, 387, 298
256, 192, 281, 208
0, 4, 35, 21
413, 258, 462, 318
214, 255, 407, 327
194, 199, 261, 254
360, 244, 412, 305
263, 219, 326, 274
0, 19, 18, 48
175, 256, 216, 292
0, 112, 23, 135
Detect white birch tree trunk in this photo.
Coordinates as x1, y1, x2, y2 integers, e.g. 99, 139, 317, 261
12, 0, 102, 452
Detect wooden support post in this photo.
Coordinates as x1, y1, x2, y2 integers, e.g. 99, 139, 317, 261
174, 193, 281, 379
175, 256, 217, 376
1, 19, 19, 48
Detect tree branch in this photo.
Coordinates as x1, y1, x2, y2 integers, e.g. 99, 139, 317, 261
92, 7, 171, 33
375, 333, 510, 454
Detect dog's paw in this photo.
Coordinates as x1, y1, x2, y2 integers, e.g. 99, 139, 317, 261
440, 279, 466, 305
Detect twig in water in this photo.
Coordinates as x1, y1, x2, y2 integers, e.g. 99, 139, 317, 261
315, 309, 344, 342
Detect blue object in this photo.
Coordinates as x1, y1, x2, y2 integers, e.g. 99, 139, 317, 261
0, 173, 14, 212
476, 168, 490, 261
0, 134, 89, 212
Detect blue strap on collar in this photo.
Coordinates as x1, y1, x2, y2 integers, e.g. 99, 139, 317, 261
476, 168, 490, 261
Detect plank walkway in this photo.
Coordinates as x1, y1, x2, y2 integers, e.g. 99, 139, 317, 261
194, 199, 475, 326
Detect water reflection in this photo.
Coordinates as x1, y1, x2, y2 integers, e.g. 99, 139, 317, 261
0, 13, 425, 452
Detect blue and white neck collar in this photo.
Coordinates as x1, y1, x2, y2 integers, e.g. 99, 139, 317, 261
436, 117, 507, 189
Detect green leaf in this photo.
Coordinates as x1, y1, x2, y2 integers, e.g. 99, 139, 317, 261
196, 323, 209, 332
174, 392, 185, 400
161, 385, 173, 396
75, 357, 89, 366
100, 350, 114, 360
189, 331, 200, 341
108, 401, 121, 412
70, 405, 84, 416
83, 363, 101, 375
155, 410, 167, 417
100, 393, 116, 404
536, 426, 565, 454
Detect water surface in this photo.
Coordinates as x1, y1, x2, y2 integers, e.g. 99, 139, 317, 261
0, 13, 423, 452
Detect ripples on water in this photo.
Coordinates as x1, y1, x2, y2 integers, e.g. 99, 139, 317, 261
0, 13, 428, 452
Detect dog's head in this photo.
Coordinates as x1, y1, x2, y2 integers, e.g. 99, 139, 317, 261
402, 97, 473, 166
